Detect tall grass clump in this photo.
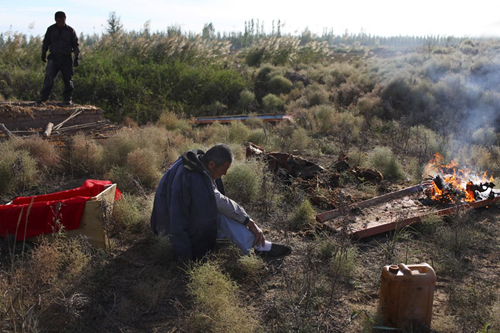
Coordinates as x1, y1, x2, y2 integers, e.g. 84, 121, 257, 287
0, 142, 40, 194
262, 93, 284, 111
224, 159, 263, 204
186, 261, 259, 332
196, 122, 229, 145
228, 121, 251, 144
126, 148, 163, 188
103, 126, 169, 168
329, 246, 358, 282
238, 89, 257, 111
156, 110, 189, 131
289, 199, 315, 231
1, 236, 94, 332
367, 146, 406, 181
314, 105, 337, 134
110, 193, 151, 235
68, 133, 104, 175
12, 136, 60, 171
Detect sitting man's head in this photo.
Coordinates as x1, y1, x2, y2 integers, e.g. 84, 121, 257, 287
201, 144, 233, 180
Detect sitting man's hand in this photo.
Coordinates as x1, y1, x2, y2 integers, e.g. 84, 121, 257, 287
247, 219, 265, 248
73, 58, 79, 67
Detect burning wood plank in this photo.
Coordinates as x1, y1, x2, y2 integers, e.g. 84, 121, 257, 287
316, 153, 499, 239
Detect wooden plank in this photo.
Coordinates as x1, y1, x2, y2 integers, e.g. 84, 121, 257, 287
350, 195, 500, 239
316, 184, 424, 222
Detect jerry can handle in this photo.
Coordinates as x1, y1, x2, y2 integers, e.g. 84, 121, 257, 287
398, 263, 413, 276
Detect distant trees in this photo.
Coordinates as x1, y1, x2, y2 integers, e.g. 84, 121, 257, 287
106, 12, 123, 36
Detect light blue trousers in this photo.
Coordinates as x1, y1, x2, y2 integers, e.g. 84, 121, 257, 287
217, 215, 255, 255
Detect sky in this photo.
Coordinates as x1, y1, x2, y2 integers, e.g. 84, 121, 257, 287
1, 0, 500, 38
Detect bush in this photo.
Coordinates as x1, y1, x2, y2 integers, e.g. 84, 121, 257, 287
329, 246, 358, 281
367, 146, 406, 181
0, 144, 39, 194
197, 122, 229, 145
262, 93, 284, 111
224, 159, 262, 204
314, 105, 337, 134
247, 128, 267, 145
157, 110, 182, 131
288, 126, 311, 153
111, 193, 149, 235
13, 136, 60, 170
268, 75, 293, 95
187, 262, 259, 332
103, 126, 169, 168
126, 148, 162, 188
228, 121, 251, 144
290, 199, 315, 231
304, 83, 329, 106
69, 134, 104, 175
238, 89, 256, 111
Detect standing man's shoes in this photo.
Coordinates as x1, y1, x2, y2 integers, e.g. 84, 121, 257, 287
63, 100, 72, 106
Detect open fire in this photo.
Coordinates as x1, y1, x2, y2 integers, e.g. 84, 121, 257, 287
423, 153, 496, 204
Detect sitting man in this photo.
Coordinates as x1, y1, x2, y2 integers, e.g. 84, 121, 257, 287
151, 144, 291, 261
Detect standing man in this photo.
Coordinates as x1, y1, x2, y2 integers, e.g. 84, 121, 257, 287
37, 11, 79, 106
151, 144, 292, 261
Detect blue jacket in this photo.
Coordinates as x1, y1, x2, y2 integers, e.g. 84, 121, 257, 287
150, 149, 226, 260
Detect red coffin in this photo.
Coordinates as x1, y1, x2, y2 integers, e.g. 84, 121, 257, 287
0, 180, 121, 241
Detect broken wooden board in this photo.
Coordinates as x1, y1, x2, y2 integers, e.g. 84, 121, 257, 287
316, 184, 500, 239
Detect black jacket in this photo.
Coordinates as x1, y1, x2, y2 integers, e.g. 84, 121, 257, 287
42, 24, 79, 57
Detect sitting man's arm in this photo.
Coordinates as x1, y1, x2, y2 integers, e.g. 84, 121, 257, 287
214, 188, 265, 247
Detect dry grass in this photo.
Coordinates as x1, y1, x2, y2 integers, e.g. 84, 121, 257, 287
186, 261, 259, 332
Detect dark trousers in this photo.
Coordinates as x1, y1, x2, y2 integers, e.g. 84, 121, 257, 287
39, 54, 74, 102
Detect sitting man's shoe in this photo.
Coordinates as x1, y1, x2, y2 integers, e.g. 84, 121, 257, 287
36, 99, 45, 105
255, 243, 292, 259
63, 100, 72, 106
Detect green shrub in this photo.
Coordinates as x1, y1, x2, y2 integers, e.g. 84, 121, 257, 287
0, 144, 39, 194
157, 110, 183, 131
262, 93, 284, 112
304, 83, 329, 106
314, 105, 337, 134
238, 89, 256, 111
224, 159, 262, 204
247, 128, 267, 145
103, 126, 169, 168
187, 262, 259, 332
367, 146, 406, 181
268, 75, 293, 95
13, 136, 60, 170
228, 121, 251, 144
197, 122, 229, 145
69, 134, 104, 175
237, 253, 265, 278
126, 148, 162, 188
111, 194, 148, 235
287, 126, 311, 153
329, 246, 358, 281
244, 115, 265, 129
290, 199, 315, 231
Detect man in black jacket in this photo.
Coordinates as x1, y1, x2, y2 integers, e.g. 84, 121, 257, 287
37, 11, 79, 105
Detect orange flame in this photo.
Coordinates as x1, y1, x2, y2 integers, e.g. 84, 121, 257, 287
424, 153, 495, 203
